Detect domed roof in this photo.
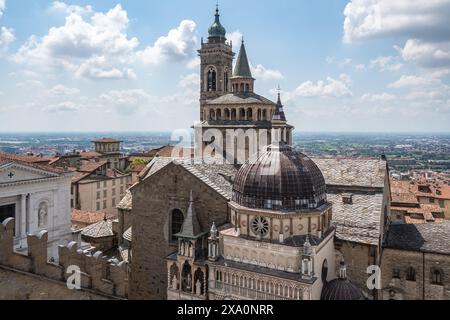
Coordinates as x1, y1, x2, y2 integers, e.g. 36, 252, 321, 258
321, 259, 365, 300
232, 144, 327, 212
321, 279, 365, 300
208, 7, 226, 38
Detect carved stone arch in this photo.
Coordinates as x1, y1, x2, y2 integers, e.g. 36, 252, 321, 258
194, 268, 205, 295
181, 260, 192, 292
224, 108, 230, 120
170, 263, 180, 290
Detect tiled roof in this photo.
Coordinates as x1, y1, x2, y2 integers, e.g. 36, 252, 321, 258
312, 158, 387, 189
80, 151, 102, 159
392, 203, 444, 223
205, 93, 275, 106
328, 193, 384, 245
0, 152, 66, 175
385, 221, 450, 254
138, 157, 387, 245
117, 191, 132, 210
81, 219, 114, 238
123, 227, 132, 242
71, 210, 115, 225
78, 161, 107, 173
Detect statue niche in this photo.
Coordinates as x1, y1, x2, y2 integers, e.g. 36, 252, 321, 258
38, 202, 48, 228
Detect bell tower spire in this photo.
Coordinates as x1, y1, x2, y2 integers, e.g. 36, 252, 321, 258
198, 5, 234, 116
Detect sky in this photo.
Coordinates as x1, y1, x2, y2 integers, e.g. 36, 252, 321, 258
0, 0, 449, 133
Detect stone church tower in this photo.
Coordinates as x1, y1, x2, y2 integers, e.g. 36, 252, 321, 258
197, 7, 294, 164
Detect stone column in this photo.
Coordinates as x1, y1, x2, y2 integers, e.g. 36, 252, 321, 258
20, 194, 27, 242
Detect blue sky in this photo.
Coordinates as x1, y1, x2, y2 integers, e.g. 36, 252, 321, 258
0, 0, 449, 132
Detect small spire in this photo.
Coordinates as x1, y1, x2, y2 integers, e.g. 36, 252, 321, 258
210, 222, 218, 240
339, 258, 348, 280
303, 235, 312, 256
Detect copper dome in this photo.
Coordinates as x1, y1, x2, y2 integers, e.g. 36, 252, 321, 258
232, 144, 327, 212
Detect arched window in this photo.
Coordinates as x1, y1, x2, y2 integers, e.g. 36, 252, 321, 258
209, 109, 216, 121
321, 259, 329, 282
257, 109, 262, 121
247, 108, 253, 121
231, 109, 237, 121
224, 109, 230, 120
171, 209, 184, 242
207, 69, 217, 92
239, 108, 246, 120
406, 267, 416, 281
262, 109, 267, 121
240, 83, 244, 92
216, 109, 222, 121
431, 269, 443, 285
245, 84, 250, 92
224, 72, 229, 92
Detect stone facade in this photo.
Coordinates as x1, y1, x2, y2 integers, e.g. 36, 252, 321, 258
0, 218, 128, 299
0, 156, 73, 260
381, 249, 450, 300
129, 162, 229, 300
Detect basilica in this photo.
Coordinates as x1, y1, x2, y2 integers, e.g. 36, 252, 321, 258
127, 7, 390, 300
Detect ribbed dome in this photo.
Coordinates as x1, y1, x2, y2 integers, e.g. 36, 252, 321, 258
232, 144, 327, 212
208, 8, 226, 38
321, 279, 365, 300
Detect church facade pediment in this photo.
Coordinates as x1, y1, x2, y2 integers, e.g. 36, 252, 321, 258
0, 162, 60, 185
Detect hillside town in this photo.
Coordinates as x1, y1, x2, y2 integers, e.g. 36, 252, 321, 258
1, 2, 450, 303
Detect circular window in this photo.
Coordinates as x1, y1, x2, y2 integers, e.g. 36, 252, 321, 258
251, 216, 269, 237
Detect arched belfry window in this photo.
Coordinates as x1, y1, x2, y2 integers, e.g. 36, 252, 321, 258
207, 68, 217, 92
224, 72, 229, 92
171, 209, 184, 242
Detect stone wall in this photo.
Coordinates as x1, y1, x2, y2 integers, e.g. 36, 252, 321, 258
0, 218, 128, 300
380, 248, 450, 300
129, 163, 229, 300
336, 240, 377, 297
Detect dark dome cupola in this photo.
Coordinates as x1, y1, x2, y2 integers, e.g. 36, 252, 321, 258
232, 144, 327, 212
208, 6, 227, 42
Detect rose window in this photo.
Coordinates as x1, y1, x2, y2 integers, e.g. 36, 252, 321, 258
251, 216, 269, 237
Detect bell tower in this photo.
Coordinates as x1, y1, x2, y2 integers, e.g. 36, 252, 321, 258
198, 6, 234, 120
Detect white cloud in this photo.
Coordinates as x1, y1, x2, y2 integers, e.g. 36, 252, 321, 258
43, 101, 81, 113
399, 39, 450, 68
137, 20, 197, 65
361, 92, 396, 102
0, 0, 5, 19
16, 79, 44, 88
49, 1, 93, 16
178, 73, 199, 89
290, 75, 353, 98
100, 89, 153, 115
48, 84, 80, 96
251, 64, 283, 81
370, 56, 403, 72
13, 4, 139, 80
186, 57, 200, 69
0, 26, 14, 53
226, 30, 243, 49
388, 75, 440, 88
343, 0, 450, 43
